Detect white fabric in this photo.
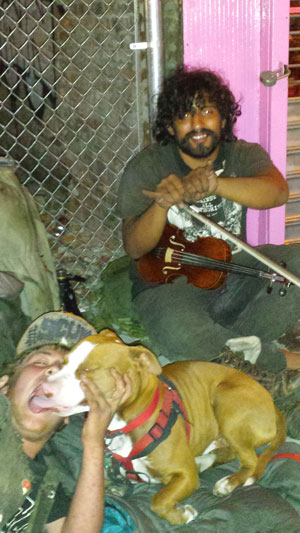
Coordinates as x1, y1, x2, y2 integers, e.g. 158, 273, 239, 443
226, 335, 262, 364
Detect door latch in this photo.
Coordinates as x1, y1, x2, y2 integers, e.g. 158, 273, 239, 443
260, 64, 291, 87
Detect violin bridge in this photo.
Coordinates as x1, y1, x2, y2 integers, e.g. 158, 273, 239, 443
165, 247, 174, 264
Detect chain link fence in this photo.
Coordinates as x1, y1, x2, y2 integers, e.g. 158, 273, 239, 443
0, 0, 149, 312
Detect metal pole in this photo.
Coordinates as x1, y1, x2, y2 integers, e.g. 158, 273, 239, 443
144, 0, 164, 133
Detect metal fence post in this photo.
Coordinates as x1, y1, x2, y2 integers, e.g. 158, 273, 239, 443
144, 0, 164, 135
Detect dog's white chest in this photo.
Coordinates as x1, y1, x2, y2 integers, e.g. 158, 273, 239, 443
106, 415, 159, 484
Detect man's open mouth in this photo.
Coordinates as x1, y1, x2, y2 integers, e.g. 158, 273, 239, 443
28, 386, 67, 414
192, 133, 207, 141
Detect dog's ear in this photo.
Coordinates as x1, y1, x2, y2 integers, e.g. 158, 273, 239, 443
129, 346, 162, 375
98, 329, 123, 342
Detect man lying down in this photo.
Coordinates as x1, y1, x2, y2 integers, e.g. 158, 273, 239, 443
2, 311, 300, 533
0, 311, 133, 533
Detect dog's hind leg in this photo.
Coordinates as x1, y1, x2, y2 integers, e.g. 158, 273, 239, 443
214, 405, 286, 496
213, 436, 258, 496
212, 379, 284, 497
253, 406, 286, 480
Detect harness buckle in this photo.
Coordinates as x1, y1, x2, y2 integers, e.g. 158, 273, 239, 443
149, 409, 169, 440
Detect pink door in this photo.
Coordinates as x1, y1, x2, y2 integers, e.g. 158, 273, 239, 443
183, 0, 290, 245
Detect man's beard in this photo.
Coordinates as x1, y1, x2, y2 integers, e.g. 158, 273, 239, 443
175, 128, 221, 158
10, 407, 65, 442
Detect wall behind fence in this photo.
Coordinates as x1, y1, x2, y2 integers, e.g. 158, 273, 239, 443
0, 0, 148, 310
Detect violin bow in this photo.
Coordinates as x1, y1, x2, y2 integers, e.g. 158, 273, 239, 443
182, 204, 300, 290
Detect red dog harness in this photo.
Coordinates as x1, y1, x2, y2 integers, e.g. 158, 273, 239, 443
106, 375, 190, 479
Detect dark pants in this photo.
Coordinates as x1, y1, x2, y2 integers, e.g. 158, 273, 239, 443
133, 244, 300, 372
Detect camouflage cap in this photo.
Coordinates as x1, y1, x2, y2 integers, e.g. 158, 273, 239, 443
16, 311, 97, 356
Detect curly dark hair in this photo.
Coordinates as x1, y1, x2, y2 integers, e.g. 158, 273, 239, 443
153, 66, 241, 144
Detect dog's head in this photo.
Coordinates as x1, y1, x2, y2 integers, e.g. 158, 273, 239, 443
35, 329, 162, 416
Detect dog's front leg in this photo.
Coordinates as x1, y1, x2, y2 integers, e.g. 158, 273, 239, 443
151, 467, 199, 525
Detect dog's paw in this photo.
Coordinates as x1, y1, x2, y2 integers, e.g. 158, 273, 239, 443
243, 476, 255, 487
195, 452, 216, 472
213, 476, 235, 496
176, 504, 198, 523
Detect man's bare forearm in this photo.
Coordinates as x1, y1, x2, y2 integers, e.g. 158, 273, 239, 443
122, 164, 288, 259
123, 172, 187, 259
215, 166, 289, 209
61, 445, 104, 533
123, 202, 169, 259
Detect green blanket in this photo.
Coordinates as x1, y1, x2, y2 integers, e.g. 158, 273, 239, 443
84, 255, 151, 346
50, 418, 300, 533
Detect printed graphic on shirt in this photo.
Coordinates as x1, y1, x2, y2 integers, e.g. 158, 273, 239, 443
1, 495, 35, 532
167, 167, 242, 253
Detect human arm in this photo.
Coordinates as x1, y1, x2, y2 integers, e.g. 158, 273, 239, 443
123, 173, 185, 259
47, 371, 131, 533
120, 140, 289, 258
121, 157, 219, 258
168, 152, 288, 209
179, 155, 288, 209
123, 161, 288, 259
213, 163, 289, 209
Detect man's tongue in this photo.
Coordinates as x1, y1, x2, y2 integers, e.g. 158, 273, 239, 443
29, 388, 63, 413
29, 394, 59, 413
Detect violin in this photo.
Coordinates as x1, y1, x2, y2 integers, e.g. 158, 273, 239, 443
137, 222, 291, 290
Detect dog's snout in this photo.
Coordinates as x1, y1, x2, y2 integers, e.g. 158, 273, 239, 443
41, 381, 55, 395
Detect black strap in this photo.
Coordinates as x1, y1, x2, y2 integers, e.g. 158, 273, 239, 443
26, 465, 60, 533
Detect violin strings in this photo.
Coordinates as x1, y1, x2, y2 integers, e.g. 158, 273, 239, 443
158, 248, 265, 276
155, 247, 280, 280
155, 247, 254, 273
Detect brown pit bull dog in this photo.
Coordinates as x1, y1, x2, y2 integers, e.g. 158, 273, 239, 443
36, 329, 286, 525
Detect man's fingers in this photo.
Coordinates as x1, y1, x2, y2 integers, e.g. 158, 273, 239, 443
157, 175, 184, 195
142, 189, 160, 199
80, 371, 131, 413
107, 370, 131, 410
110, 369, 131, 404
195, 158, 214, 169
182, 160, 218, 199
80, 375, 101, 407
142, 174, 185, 209
0, 375, 9, 395
143, 189, 182, 209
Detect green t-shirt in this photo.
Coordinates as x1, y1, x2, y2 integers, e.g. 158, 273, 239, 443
117, 139, 272, 296
1, 451, 71, 532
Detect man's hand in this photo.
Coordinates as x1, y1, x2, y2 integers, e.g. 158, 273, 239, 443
143, 173, 185, 209
59, 370, 131, 533
0, 375, 9, 395
142, 160, 219, 209
182, 159, 218, 202
80, 371, 131, 447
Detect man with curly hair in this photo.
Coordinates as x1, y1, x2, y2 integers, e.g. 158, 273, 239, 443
117, 66, 300, 382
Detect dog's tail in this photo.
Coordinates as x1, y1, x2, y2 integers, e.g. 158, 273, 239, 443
254, 406, 286, 480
